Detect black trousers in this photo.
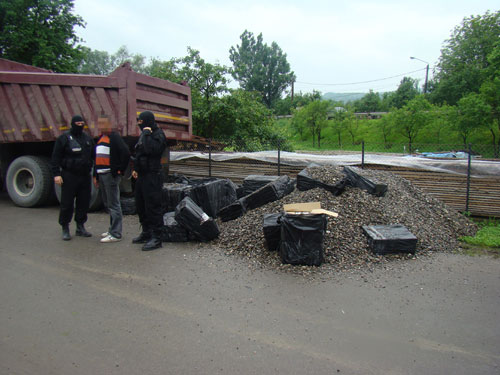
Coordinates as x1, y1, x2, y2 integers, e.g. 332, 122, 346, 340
135, 171, 163, 237
59, 170, 91, 226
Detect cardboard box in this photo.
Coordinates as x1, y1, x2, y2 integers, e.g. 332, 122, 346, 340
283, 202, 338, 218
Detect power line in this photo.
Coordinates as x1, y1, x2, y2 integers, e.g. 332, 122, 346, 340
296, 68, 426, 86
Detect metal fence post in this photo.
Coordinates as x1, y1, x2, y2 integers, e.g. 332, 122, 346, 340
208, 137, 212, 178
278, 139, 281, 176
361, 141, 365, 169
465, 143, 472, 213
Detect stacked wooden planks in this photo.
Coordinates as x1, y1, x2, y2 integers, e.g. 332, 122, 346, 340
168, 158, 500, 217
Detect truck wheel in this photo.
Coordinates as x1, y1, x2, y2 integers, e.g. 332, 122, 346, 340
54, 175, 102, 212
6, 156, 53, 207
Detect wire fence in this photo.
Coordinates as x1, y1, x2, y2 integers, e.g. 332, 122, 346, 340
169, 139, 500, 218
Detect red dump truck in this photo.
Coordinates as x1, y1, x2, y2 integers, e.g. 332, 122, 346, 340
0, 58, 192, 208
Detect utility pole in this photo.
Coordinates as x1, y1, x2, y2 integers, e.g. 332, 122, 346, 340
410, 56, 429, 94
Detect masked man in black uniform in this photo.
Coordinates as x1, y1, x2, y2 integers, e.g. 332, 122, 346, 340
132, 111, 167, 251
51, 115, 95, 240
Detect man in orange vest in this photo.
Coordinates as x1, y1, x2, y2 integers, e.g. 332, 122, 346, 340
93, 116, 130, 243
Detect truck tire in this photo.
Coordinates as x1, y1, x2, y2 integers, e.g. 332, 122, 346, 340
54, 175, 102, 212
6, 156, 53, 207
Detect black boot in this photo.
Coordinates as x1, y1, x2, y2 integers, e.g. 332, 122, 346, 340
62, 225, 71, 241
76, 223, 92, 237
142, 237, 162, 251
132, 231, 151, 244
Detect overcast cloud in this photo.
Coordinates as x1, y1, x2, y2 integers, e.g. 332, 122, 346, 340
73, 0, 499, 94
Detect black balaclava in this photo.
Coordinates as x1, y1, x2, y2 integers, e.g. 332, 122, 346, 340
70, 115, 84, 136
138, 111, 157, 131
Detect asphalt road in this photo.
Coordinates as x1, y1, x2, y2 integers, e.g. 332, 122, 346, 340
0, 193, 499, 375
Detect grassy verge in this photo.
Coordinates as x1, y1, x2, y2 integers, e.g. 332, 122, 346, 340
459, 219, 500, 257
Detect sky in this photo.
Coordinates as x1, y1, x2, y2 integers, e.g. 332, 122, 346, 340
73, 0, 499, 95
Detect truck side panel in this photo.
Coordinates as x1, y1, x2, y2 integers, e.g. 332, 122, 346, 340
121, 69, 192, 141
0, 61, 192, 143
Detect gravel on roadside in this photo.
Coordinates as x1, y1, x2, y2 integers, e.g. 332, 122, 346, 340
208, 165, 477, 278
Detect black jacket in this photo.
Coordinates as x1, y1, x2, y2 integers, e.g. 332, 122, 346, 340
94, 131, 131, 179
133, 126, 167, 174
51, 131, 95, 176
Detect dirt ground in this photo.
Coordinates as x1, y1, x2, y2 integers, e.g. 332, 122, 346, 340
0, 193, 499, 375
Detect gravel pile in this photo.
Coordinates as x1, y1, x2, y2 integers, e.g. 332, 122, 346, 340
209, 166, 477, 276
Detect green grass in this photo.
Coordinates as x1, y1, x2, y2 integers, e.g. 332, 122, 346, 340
276, 117, 499, 157
460, 220, 500, 248
459, 220, 500, 257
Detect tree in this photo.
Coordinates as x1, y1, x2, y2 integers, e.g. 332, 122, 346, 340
210, 89, 277, 150
110, 46, 147, 74
390, 95, 433, 153
329, 108, 347, 147
229, 30, 296, 108
392, 77, 420, 108
0, 0, 84, 72
273, 90, 322, 116
78, 45, 148, 75
343, 110, 359, 145
428, 105, 454, 145
479, 42, 500, 156
290, 107, 307, 140
174, 47, 229, 138
453, 93, 492, 148
430, 11, 500, 105
353, 90, 382, 112
145, 57, 179, 82
378, 115, 392, 148
78, 47, 113, 75
292, 100, 330, 148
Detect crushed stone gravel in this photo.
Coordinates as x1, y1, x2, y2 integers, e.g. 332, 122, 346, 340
206, 166, 477, 278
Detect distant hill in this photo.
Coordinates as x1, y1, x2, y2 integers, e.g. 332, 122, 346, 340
322, 92, 366, 102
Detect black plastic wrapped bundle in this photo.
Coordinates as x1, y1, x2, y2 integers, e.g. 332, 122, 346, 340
162, 183, 192, 213
162, 212, 189, 242
164, 173, 190, 184
362, 225, 417, 255
273, 175, 296, 198
263, 213, 282, 251
296, 168, 347, 196
120, 196, 136, 215
189, 178, 237, 218
217, 199, 247, 222
296, 168, 319, 191
236, 184, 245, 199
280, 213, 327, 266
343, 166, 388, 197
243, 175, 295, 210
175, 197, 220, 241
242, 175, 280, 196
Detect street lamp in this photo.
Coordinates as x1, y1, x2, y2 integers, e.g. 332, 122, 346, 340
410, 56, 429, 94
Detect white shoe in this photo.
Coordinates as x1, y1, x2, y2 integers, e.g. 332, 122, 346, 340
101, 234, 121, 243
101, 232, 109, 238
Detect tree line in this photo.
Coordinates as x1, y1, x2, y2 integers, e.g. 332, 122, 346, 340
0, 1, 498, 154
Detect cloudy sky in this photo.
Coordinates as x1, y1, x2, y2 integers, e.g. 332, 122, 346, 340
73, 0, 498, 95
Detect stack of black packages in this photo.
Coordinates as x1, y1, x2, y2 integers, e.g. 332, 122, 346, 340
188, 178, 237, 218
162, 183, 193, 213
175, 197, 220, 241
296, 167, 347, 196
343, 166, 387, 197
241, 175, 280, 196
262, 213, 282, 251
362, 224, 417, 255
242, 175, 295, 210
218, 199, 247, 222
161, 212, 190, 242
280, 213, 327, 266
218, 175, 295, 222
120, 196, 136, 215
